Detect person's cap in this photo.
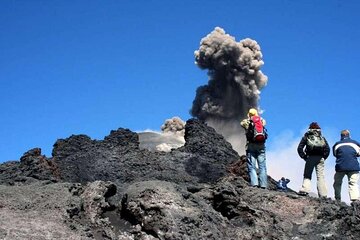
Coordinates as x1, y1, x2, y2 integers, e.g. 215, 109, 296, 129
309, 122, 320, 129
248, 108, 258, 117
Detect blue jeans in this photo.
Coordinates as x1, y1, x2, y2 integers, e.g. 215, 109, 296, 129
247, 147, 267, 188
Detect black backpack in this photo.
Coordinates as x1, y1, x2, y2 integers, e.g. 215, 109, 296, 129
306, 130, 326, 152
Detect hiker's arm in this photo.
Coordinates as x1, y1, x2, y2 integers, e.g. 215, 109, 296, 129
323, 138, 330, 159
261, 118, 266, 126
240, 119, 250, 129
297, 137, 307, 159
356, 141, 360, 157
332, 144, 337, 157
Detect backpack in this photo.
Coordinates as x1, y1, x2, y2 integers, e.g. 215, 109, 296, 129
306, 130, 326, 152
246, 116, 267, 143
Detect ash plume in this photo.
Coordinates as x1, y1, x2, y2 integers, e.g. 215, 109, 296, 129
161, 116, 186, 135
138, 117, 185, 152
191, 27, 268, 154
157, 117, 185, 151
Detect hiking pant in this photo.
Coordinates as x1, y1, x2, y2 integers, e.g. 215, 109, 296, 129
246, 146, 267, 188
300, 155, 327, 197
333, 171, 359, 201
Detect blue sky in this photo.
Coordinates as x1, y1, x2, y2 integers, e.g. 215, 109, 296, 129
1, 1, 359, 198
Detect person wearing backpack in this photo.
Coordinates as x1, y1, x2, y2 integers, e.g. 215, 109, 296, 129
332, 130, 360, 202
240, 108, 268, 189
297, 122, 330, 197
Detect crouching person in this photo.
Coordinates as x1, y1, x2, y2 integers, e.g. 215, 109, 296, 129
277, 177, 290, 192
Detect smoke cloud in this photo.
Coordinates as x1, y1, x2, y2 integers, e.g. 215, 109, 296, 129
161, 116, 186, 135
157, 117, 185, 151
191, 27, 268, 154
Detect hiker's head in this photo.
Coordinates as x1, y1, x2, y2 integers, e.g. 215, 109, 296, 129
340, 129, 350, 139
309, 122, 320, 129
248, 108, 258, 117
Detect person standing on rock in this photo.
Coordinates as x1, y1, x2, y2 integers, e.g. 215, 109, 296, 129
240, 108, 268, 189
297, 122, 330, 197
333, 130, 360, 202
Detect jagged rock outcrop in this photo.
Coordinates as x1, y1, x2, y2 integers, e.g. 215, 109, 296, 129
0, 148, 58, 185
1, 118, 360, 239
43, 118, 238, 187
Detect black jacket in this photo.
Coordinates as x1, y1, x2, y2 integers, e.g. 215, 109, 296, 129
297, 129, 330, 159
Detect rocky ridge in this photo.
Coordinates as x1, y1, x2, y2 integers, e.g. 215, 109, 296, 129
0, 118, 360, 239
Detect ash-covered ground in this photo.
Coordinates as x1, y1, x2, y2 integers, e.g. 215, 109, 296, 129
0, 119, 359, 240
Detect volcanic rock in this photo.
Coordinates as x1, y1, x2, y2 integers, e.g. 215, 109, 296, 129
0, 118, 360, 239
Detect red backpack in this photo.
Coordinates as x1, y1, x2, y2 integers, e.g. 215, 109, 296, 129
247, 116, 267, 143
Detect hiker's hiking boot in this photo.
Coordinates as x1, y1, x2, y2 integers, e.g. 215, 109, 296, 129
319, 196, 329, 202
351, 199, 360, 207
298, 191, 309, 196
